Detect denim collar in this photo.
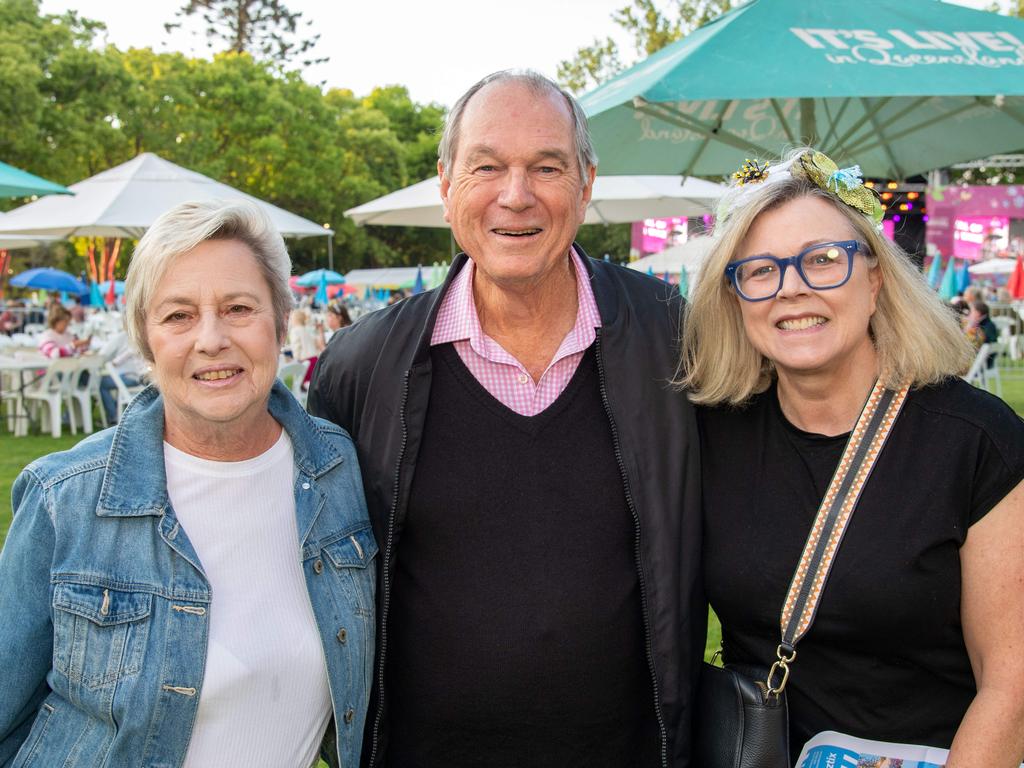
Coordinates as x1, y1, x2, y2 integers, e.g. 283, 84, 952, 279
96, 379, 343, 517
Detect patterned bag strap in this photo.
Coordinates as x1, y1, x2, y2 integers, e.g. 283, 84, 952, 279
765, 378, 910, 697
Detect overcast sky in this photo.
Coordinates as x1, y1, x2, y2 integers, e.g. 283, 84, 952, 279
40, 0, 1002, 108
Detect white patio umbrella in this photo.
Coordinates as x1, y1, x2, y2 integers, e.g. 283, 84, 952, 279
628, 236, 715, 291
0, 153, 331, 239
968, 257, 1017, 275
345, 174, 726, 228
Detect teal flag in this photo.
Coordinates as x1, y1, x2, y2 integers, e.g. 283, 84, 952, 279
926, 255, 943, 289
938, 257, 958, 300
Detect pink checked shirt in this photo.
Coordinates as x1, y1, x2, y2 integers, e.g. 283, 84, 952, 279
431, 250, 602, 417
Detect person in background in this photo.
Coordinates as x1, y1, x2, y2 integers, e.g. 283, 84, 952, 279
309, 69, 703, 768
97, 327, 149, 425
965, 300, 999, 349
682, 148, 1024, 766
37, 305, 89, 358
323, 301, 352, 343
288, 307, 324, 388
0, 199, 376, 768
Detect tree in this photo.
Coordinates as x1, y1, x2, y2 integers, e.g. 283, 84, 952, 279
557, 0, 734, 93
165, 0, 324, 67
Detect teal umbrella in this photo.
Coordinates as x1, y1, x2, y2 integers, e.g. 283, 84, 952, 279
581, 0, 1024, 178
926, 255, 943, 289
89, 281, 103, 307
678, 268, 690, 299
296, 268, 345, 288
938, 257, 958, 300
0, 160, 72, 198
314, 272, 330, 306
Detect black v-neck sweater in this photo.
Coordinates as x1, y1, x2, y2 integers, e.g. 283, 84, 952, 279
384, 343, 658, 767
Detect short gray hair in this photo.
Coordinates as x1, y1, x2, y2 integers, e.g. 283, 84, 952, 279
124, 199, 292, 361
438, 69, 598, 179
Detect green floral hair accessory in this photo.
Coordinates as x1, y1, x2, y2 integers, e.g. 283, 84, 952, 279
793, 150, 884, 226
717, 149, 885, 230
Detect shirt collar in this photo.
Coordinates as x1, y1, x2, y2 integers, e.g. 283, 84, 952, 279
430, 247, 602, 354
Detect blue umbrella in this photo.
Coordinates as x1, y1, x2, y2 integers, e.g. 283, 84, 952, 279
647, 266, 654, 277
98, 279, 126, 296
296, 268, 345, 288
662, 269, 671, 283
956, 260, 971, 295
10, 267, 87, 294
938, 257, 958, 301
412, 266, 425, 295
925, 255, 943, 289
88, 281, 103, 307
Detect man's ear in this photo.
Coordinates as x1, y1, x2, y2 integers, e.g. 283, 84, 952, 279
439, 160, 452, 224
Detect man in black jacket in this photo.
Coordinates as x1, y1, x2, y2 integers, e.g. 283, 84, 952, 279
308, 69, 703, 768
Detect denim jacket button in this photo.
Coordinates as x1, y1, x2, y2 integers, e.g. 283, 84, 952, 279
336, 627, 347, 643
344, 708, 355, 724
301, 482, 311, 490
313, 559, 324, 574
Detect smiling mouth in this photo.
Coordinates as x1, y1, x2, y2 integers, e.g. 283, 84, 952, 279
777, 316, 828, 331
492, 228, 542, 237
193, 368, 243, 381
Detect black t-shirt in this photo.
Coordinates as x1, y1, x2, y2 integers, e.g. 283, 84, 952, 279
698, 377, 1024, 762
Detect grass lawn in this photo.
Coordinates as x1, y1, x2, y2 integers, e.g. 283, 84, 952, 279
2, 371, 1021, 663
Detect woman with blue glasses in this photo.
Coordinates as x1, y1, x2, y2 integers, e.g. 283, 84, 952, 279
680, 149, 1024, 766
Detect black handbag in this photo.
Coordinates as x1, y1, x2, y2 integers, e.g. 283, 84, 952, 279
694, 379, 909, 768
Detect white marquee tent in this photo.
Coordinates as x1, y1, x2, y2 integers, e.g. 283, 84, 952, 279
0, 153, 331, 240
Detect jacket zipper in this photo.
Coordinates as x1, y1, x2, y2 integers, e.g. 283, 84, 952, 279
368, 369, 411, 767
594, 332, 669, 768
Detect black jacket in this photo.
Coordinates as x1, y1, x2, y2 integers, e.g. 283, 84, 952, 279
308, 249, 705, 767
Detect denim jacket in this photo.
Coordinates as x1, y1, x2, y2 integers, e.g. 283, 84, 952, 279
0, 381, 376, 768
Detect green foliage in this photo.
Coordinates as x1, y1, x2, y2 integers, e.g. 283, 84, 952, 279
557, 0, 735, 94
165, 0, 324, 66
0, 0, 447, 271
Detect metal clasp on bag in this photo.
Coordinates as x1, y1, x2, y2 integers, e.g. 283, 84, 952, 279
765, 644, 797, 696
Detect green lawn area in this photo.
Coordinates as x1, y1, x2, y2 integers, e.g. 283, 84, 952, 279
2, 372, 1021, 664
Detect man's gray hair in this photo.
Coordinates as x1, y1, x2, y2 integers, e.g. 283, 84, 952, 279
438, 69, 598, 179
124, 199, 292, 361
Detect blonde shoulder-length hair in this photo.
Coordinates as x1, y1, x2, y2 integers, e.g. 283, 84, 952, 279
679, 165, 974, 406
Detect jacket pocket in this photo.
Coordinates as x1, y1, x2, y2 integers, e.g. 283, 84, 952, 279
52, 582, 152, 690
320, 527, 378, 615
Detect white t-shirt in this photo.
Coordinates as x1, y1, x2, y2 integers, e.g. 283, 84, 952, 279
164, 431, 332, 768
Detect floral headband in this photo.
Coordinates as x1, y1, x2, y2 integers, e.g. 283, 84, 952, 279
716, 150, 885, 229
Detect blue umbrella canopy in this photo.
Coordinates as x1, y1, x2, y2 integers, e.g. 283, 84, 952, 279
10, 267, 87, 294
296, 268, 345, 288
412, 266, 425, 295
97, 279, 126, 296
0, 161, 71, 199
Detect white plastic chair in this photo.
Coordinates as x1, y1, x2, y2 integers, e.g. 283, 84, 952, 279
103, 362, 146, 422
277, 360, 310, 407
963, 342, 1003, 397
23, 357, 79, 437
69, 356, 106, 433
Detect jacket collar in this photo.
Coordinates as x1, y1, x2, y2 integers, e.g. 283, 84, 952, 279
96, 379, 342, 517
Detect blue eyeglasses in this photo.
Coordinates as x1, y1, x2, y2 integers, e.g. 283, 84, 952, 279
724, 240, 867, 302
